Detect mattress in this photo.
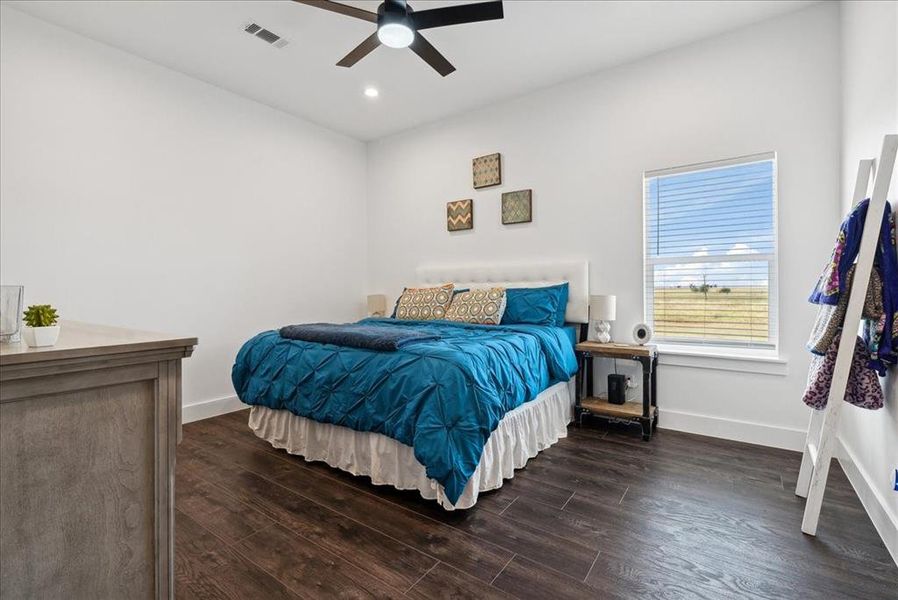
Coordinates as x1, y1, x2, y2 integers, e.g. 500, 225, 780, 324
248, 378, 576, 510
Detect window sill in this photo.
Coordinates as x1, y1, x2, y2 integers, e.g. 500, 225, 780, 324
656, 344, 789, 376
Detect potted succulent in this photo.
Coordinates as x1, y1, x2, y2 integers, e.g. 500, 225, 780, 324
22, 304, 60, 347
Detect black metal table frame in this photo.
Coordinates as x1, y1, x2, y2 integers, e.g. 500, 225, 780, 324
576, 351, 659, 441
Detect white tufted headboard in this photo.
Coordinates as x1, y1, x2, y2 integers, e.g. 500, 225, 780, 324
416, 260, 589, 323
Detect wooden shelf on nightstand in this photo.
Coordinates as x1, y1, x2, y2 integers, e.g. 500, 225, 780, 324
575, 341, 656, 359
580, 396, 657, 419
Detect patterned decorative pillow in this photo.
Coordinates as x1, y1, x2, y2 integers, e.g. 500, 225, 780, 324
394, 284, 455, 320
445, 287, 507, 325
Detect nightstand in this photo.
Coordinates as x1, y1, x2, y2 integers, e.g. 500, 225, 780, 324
575, 341, 658, 441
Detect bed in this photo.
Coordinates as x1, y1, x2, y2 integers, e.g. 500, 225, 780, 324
232, 261, 589, 510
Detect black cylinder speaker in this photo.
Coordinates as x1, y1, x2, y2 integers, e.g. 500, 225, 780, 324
607, 374, 627, 405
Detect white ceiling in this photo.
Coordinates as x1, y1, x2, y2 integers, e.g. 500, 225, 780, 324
5, 0, 816, 141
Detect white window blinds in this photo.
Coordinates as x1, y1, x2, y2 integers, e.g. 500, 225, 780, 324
644, 152, 778, 351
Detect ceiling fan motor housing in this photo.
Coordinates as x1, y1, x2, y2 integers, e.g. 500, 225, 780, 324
378, 0, 414, 25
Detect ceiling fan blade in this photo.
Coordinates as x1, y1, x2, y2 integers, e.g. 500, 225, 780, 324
409, 33, 456, 77
291, 0, 378, 23
336, 32, 381, 68
410, 0, 503, 31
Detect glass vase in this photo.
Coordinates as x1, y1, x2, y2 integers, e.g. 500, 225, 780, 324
0, 285, 24, 343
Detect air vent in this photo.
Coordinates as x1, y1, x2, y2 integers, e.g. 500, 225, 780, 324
243, 22, 289, 49
255, 28, 280, 44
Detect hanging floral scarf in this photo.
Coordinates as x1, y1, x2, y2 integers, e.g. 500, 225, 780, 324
803, 333, 884, 410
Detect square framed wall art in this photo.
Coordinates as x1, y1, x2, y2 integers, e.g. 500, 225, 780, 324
447, 199, 473, 231
472, 153, 502, 189
501, 189, 532, 224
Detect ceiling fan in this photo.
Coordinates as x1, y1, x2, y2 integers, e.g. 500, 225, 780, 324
293, 0, 504, 77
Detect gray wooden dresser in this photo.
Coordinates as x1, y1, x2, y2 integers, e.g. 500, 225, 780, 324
0, 321, 196, 599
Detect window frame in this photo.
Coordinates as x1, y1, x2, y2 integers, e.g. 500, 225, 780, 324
642, 152, 779, 355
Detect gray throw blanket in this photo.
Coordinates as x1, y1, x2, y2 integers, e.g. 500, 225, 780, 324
279, 322, 440, 351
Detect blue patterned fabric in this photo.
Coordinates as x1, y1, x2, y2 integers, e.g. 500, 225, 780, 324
501, 283, 569, 326
232, 318, 577, 504
279, 323, 440, 351
808, 199, 898, 374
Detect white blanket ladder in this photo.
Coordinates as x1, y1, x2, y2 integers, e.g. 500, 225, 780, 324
795, 134, 898, 535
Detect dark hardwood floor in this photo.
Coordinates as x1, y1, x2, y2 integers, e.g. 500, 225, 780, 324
176, 411, 896, 599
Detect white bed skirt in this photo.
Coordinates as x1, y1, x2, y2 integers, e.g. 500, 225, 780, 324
248, 378, 576, 510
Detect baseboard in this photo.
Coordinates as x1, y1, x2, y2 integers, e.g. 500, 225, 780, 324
184, 399, 805, 450
837, 439, 898, 566
657, 408, 807, 451
182, 395, 248, 424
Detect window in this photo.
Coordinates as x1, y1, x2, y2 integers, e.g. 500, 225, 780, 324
644, 152, 777, 352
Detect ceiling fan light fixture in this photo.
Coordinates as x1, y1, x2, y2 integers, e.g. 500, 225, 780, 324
298, 0, 505, 76
377, 22, 414, 48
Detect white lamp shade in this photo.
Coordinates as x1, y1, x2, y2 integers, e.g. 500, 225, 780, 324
589, 295, 616, 321
367, 294, 387, 316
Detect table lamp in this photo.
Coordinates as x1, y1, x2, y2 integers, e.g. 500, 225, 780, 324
367, 294, 387, 317
589, 294, 616, 343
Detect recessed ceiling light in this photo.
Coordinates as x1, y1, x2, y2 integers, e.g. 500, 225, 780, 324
364, 87, 379, 98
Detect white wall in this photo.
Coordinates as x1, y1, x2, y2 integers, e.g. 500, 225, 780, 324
837, 0, 898, 564
367, 3, 841, 450
0, 6, 368, 417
